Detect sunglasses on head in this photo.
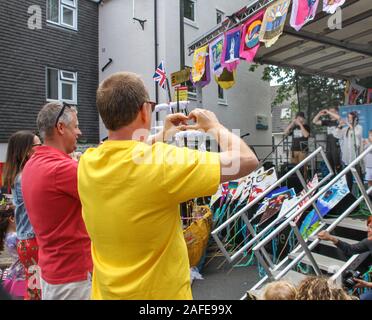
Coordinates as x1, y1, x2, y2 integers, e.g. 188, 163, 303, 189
55, 102, 72, 127
143, 101, 156, 113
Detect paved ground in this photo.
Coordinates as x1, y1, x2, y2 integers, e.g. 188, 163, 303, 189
192, 255, 260, 300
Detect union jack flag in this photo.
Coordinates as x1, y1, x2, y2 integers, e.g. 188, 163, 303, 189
153, 61, 167, 90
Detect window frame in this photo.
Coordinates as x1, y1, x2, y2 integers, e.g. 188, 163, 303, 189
216, 8, 225, 25
47, 0, 78, 31
218, 85, 228, 106
184, 0, 197, 27
46, 67, 77, 104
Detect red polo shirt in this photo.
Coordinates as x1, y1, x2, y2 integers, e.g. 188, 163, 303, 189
22, 146, 92, 285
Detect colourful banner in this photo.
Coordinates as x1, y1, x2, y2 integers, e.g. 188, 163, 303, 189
239, 11, 264, 62
259, 188, 296, 225
290, 0, 320, 31
209, 35, 225, 77
215, 68, 236, 90
191, 45, 209, 83
300, 176, 349, 238
259, 0, 291, 48
221, 26, 242, 72
323, 0, 345, 14
249, 167, 278, 203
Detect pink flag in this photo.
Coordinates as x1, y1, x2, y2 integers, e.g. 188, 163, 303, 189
290, 0, 320, 31
239, 11, 264, 62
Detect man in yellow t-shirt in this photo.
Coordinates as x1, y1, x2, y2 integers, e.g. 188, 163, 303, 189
78, 72, 258, 300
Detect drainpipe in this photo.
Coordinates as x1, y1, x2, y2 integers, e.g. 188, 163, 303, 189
180, 0, 185, 70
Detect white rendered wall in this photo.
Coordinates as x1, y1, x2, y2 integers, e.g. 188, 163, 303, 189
98, 0, 272, 159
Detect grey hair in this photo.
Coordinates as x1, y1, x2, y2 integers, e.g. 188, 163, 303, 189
37, 102, 77, 140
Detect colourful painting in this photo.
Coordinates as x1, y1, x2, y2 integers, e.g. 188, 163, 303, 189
210, 35, 224, 77
259, 0, 291, 48
240, 11, 264, 62
192, 45, 209, 83
249, 167, 278, 203
290, 0, 320, 31
300, 176, 349, 238
222, 26, 242, 72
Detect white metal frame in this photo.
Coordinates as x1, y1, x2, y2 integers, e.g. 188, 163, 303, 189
252, 145, 372, 284
211, 147, 334, 264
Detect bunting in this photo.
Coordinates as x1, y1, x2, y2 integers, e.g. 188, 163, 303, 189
221, 26, 242, 72
290, 0, 320, 31
259, 0, 291, 48
209, 35, 225, 77
239, 11, 264, 62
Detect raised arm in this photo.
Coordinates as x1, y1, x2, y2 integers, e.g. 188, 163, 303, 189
327, 110, 341, 121
284, 121, 295, 136
318, 231, 371, 257
297, 121, 310, 138
313, 110, 327, 126
186, 109, 259, 183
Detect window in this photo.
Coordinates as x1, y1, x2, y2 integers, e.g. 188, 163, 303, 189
218, 85, 227, 105
184, 0, 195, 22
184, 65, 196, 99
47, 0, 77, 30
216, 9, 224, 24
46, 68, 77, 104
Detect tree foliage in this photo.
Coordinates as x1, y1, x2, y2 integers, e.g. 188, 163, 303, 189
250, 64, 346, 131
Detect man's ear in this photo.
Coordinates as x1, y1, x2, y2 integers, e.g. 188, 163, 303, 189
55, 122, 65, 136
139, 104, 151, 124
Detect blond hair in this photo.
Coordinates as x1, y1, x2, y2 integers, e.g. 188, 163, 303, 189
296, 276, 351, 300
262, 281, 297, 300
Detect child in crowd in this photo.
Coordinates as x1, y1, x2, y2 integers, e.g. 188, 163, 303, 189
0, 204, 26, 299
262, 280, 297, 300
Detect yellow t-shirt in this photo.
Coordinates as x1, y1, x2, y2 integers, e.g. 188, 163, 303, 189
78, 141, 220, 300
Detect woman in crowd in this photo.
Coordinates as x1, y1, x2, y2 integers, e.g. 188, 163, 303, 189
2, 131, 42, 300
334, 111, 364, 190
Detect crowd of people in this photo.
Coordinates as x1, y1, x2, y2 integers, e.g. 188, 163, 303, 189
0, 71, 371, 300
285, 107, 372, 192
258, 276, 355, 300
0, 71, 259, 300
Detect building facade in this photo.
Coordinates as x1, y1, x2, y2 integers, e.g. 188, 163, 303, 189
98, 0, 272, 158
0, 0, 99, 162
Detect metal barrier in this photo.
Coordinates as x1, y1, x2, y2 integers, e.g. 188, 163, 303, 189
252, 144, 372, 282
211, 147, 334, 263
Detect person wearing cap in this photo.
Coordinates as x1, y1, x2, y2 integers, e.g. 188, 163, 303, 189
285, 112, 311, 168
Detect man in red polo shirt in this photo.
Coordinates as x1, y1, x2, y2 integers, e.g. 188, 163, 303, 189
22, 102, 92, 300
